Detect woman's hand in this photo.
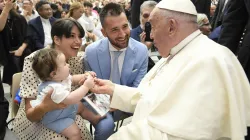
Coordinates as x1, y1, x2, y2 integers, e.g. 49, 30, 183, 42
25, 89, 67, 122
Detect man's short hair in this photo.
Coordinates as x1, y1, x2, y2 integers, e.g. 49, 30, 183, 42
35, 1, 49, 12
83, 1, 93, 8
99, 2, 125, 27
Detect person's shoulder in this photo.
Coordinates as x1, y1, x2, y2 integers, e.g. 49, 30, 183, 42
86, 38, 108, 51
192, 35, 235, 62
129, 38, 147, 50
28, 16, 39, 25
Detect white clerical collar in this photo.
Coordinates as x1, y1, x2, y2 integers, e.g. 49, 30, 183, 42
170, 30, 201, 56
109, 41, 127, 52
40, 16, 50, 23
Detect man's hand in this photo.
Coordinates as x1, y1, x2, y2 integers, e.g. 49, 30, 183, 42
91, 78, 115, 96
41, 89, 67, 112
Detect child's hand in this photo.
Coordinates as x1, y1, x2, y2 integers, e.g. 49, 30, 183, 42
83, 75, 95, 89
85, 71, 97, 77
78, 75, 87, 85
78, 72, 96, 85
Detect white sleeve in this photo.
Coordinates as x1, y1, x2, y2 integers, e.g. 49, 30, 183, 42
108, 119, 189, 140
43, 84, 70, 104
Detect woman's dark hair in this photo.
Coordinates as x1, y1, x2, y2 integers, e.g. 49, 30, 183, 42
50, 18, 85, 47
32, 48, 61, 81
99, 2, 125, 27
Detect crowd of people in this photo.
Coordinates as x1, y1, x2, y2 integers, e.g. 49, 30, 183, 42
0, 0, 250, 139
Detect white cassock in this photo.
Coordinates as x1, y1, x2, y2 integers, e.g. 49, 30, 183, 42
108, 30, 250, 140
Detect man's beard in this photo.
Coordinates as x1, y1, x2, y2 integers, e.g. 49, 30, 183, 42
107, 35, 130, 49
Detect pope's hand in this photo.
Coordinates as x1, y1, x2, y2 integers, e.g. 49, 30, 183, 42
91, 78, 115, 96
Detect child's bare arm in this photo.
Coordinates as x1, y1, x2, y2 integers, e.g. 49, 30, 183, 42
62, 75, 95, 105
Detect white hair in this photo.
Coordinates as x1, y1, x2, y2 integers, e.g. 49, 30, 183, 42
197, 13, 208, 27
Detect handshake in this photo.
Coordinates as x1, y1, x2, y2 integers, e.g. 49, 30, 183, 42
78, 71, 97, 90
74, 71, 115, 96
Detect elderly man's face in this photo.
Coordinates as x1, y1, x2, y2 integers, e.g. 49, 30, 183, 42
149, 8, 171, 57
140, 7, 154, 30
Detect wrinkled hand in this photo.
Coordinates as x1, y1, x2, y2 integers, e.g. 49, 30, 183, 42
83, 75, 95, 89
91, 78, 114, 96
42, 89, 67, 112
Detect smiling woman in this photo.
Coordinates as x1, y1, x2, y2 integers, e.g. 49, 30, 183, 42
11, 19, 93, 140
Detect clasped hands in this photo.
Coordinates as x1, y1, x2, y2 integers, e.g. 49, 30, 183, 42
42, 72, 116, 111
78, 72, 115, 95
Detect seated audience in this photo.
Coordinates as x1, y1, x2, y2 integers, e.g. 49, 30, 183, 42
26, 1, 56, 51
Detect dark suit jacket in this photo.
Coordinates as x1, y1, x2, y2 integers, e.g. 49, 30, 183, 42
211, 0, 226, 29
218, 0, 250, 83
27, 16, 56, 51
191, 0, 211, 18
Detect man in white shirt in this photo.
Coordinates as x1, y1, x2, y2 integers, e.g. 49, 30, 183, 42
91, 0, 250, 139
27, 1, 56, 51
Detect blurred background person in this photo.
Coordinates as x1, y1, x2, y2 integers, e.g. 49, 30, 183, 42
0, 0, 30, 85
211, 0, 230, 30
21, 0, 39, 22
131, 0, 159, 71
210, 4, 216, 20
67, 2, 97, 51
197, 13, 211, 36
60, 9, 68, 18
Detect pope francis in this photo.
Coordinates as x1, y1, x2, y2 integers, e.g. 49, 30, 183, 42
91, 0, 250, 139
